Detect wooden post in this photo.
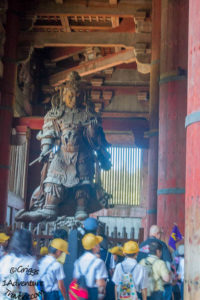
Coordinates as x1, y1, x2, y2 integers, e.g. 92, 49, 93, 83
130, 227, 135, 240
185, 0, 200, 298
157, 0, 188, 240
0, 0, 19, 224
146, 0, 161, 237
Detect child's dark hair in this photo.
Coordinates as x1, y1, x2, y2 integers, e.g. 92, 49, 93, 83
149, 241, 162, 255
125, 253, 137, 258
53, 229, 68, 241
48, 246, 58, 254
9, 229, 33, 256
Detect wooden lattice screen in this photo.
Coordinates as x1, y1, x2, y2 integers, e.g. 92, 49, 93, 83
101, 147, 142, 206
8, 142, 28, 199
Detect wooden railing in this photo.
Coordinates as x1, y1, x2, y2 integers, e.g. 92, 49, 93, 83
106, 225, 144, 246
3, 222, 144, 255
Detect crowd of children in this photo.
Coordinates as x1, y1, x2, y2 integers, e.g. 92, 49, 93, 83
0, 221, 184, 300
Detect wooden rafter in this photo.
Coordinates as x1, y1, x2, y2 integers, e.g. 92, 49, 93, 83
111, 16, 120, 52
60, 16, 71, 32
111, 17, 120, 28
50, 47, 85, 62
19, 31, 151, 48
49, 49, 136, 86
109, 0, 118, 6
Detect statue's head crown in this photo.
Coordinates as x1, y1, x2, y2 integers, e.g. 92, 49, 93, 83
66, 71, 81, 91
53, 71, 84, 108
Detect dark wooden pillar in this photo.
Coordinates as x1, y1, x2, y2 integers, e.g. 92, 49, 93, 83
146, 0, 161, 237
157, 0, 188, 239
0, 0, 19, 224
185, 0, 200, 298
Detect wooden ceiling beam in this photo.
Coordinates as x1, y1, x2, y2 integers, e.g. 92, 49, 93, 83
102, 111, 149, 119
49, 49, 136, 86
19, 31, 151, 48
24, 1, 151, 18
70, 25, 112, 31
87, 85, 149, 95
14, 113, 149, 130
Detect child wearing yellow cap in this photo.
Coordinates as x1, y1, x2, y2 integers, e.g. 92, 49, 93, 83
38, 239, 69, 300
0, 229, 38, 299
72, 233, 108, 300
40, 246, 48, 256
109, 246, 124, 264
112, 241, 148, 300
0, 232, 10, 258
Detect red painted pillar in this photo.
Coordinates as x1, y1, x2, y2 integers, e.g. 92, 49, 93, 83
185, 0, 200, 298
157, 0, 188, 240
146, 0, 161, 238
0, 0, 19, 225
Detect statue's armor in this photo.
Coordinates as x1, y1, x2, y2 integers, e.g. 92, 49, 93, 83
41, 107, 97, 189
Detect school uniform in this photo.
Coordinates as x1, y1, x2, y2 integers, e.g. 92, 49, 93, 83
137, 237, 172, 264
100, 249, 115, 300
140, 255, 170, 300
0, 245, 5, 259
0, 253, 39, 300
137, 237, 172, 300
56, 254, 66, 300
112, 257, 148, 297
39, 254, 65, 300
73, 251, 108, 300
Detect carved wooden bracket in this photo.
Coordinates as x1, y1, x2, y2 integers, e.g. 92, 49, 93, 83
90, 88, 114, 112
133, 15, 152, 74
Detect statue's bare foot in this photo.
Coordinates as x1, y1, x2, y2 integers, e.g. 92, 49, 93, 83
15, 209, 57, 223
15, 209, 26, 221
75, 208, 88, 221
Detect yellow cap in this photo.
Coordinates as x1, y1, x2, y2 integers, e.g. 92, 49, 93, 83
40, 246, 48, 256
123, 241, 139, 254
0, 233, 10, 243
82, 233, 103, 250
50, 238, 69, 254
109, 246, 124, 256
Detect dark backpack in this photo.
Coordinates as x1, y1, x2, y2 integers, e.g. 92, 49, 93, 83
69, 257, 96, 300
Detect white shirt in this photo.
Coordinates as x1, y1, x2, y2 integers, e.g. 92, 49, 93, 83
0, 253, 38, 294
112, 257, 148, 292
177, 257, 184, 282
109, 254, 116, 270
73, 252, 108, 288
39, 255, 65, 292
0, 245, 5, 259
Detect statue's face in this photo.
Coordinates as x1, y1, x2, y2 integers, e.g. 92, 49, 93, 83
63, 87, 77, 109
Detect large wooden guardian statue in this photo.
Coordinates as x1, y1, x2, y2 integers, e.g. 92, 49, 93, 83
16, 72, 111, 222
